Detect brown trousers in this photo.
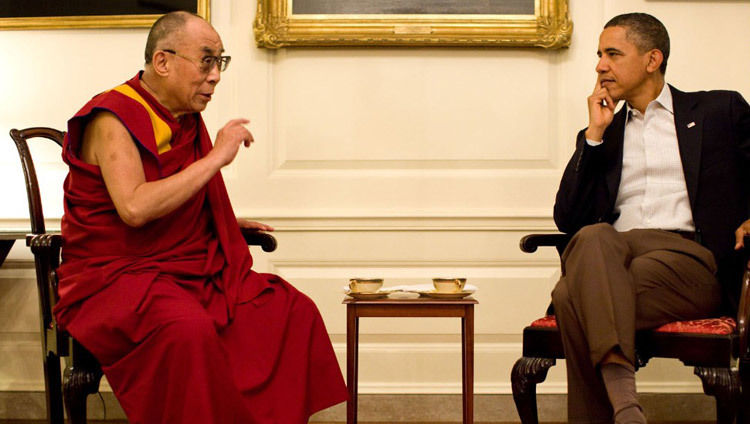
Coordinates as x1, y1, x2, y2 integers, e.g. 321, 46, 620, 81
551, 223, 721, 423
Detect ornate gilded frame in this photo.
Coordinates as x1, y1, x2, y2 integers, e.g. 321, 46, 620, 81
0, 0, 210, 30
255, 0, 571, 48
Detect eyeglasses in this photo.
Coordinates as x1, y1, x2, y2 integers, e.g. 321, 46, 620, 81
163, 49, 231, 73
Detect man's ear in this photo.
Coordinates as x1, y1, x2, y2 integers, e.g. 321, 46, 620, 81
150, 51, 170, 76
646, 49, 664, 74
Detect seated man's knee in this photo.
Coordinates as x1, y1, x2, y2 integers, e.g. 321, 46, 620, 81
628, 257, 652, 282
564, 223, 618, 261
159, 314, 218, 348
573, 222, 616, 242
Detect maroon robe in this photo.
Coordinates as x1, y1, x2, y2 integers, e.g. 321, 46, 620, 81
54, 73, 347, 423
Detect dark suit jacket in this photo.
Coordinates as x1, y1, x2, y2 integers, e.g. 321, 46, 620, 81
554, 85, 750, 314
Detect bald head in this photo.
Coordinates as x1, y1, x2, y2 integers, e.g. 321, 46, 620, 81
140, 11, 224, 117
144, 11, 203, 65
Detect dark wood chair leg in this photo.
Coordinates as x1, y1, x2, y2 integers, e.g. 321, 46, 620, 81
694, 367, 740, 424
63, 365, 104, 424
43, 352, 65, 424
511, 357, 556, 424
739, 358, 750, 424
63, 343, 104, 424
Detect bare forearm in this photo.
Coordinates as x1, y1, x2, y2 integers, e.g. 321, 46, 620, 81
116, 153, 223, 227
85, 112, 253, 227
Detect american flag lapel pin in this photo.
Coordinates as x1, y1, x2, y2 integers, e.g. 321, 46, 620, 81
687, 122, 696, 128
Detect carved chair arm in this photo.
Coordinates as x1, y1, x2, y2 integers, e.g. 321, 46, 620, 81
25, 233, 68, 356
26, 233, 62, 303
26, 233, 62, 252
519, 233, 572, 256
240, 229, 278, 252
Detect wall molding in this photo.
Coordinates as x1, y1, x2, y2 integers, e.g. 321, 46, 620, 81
1, 215, 559, 232
267, 51, 563, 176
0, 338, 704, 394
328, 341, 703, 394
272, 159, 558, 172
270, 259, 560, 268
349, 381, 704, 395
231, 215, 557, 231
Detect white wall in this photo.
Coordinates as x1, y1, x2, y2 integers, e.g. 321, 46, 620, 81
1, 0, 749, 397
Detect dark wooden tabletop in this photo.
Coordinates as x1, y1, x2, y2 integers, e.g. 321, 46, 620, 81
0, 231, 28, 240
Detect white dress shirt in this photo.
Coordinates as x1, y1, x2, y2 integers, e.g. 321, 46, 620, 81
587, 84, 695, 232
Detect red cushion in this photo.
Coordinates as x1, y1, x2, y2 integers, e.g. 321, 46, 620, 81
529, 315, 737, 335
654, 317, 736, 335
529, 315, 558, 328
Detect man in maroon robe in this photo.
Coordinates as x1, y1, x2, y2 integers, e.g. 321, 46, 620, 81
53, 11, 348, 423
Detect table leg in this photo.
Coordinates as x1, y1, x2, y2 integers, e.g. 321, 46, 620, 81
347, 305, 359, 424
462, 305, 474, 424
0, 239, 15, 268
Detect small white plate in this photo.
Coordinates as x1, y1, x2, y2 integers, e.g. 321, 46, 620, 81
419, 290, 474, 299
347, 291, 389, 300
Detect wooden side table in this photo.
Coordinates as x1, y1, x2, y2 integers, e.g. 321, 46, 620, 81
0, 231, 27, 267
343, 296, 478, 424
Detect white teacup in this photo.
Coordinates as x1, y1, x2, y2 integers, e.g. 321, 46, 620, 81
349, 278, 383, 293
432, 278, 466, 293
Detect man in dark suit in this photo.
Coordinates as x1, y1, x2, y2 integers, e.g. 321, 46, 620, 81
552, 12, 750, 423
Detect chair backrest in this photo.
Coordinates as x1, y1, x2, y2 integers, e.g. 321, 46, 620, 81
9, 127, 66, 340
9, 127, 65, 235
9, 127, 67, 424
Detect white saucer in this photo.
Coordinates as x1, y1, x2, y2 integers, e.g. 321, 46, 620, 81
419, 290, 473, 299
347, 291, 389, 300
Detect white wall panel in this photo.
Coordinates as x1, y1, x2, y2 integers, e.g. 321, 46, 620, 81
0, 335, 45, 391
277, 264, 557, 334
0, 267, 45, 391
272, 51, 555, 167
0, 267, 38, 332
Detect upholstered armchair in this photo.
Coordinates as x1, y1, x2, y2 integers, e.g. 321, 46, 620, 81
511, 233, 749, 424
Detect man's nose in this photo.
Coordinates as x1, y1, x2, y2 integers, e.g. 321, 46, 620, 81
596, 58, 608, 73
207, 62, 221, 84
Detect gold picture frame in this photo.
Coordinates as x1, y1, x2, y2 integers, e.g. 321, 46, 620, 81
0, 1, 210, 30
254, 0, 571, 48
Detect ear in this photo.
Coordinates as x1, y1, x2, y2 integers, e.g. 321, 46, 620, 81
645, 49, 664, 74
150, 51, 170, 77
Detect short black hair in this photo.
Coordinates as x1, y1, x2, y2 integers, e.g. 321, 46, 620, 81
144, 11, 201, 65
605, 13, 670, 75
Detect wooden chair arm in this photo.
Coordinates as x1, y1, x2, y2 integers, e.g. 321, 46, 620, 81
26, 234, 62, 302
519, 233, 572, 255
25, 233, 67, 356
26, 233, 63, 252
240, 229, 278, 253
